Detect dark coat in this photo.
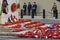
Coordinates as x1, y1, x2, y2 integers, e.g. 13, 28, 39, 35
28, 4, 32, 10
23, 4, 27, 11
32, 4, 37, 10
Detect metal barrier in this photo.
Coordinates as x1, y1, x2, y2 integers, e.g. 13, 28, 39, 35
0, 28, 42, 40
44, 29, 60, 40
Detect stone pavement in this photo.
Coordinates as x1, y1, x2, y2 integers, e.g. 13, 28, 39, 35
1, 16, 60, 24
0, 37, 60, 40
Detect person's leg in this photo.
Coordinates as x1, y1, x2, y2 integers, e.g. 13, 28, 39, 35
24, 10, 26, 15
32, 10, 34, 18
55, 10, 58, 19
53, 11, 55, 17
35, 10, 37, 16
34, 10, 37, 16
24, 10, 25, 15
25, 10, 26, 15
28, 10, 30, 16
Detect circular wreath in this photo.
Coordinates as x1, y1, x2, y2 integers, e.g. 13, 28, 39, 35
11, 3, 17, 12
17, 3, 20, 9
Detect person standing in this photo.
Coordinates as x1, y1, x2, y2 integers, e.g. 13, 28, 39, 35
28, 2, 32, 16
32, 2, 37, 16
51, 3, 58, 18
32, 7, 35, 18
23, 3, 27, 15
2, 0, 8, 14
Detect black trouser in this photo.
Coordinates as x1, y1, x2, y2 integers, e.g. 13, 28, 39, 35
21, 9, 23, 18
53, 10, 58, 19
28, 9, 31, 15
32, 9, 34, 18
53, 11, 56, 17
24, 10, 26, 15
34, 9, 37, 16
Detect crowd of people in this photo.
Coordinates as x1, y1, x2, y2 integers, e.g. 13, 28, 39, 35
22, 2, 58, 18
22, 2, 37, 16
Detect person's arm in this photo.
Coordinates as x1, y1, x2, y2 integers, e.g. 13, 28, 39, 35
30, 4, 32, 9
35, 4, 37, 9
